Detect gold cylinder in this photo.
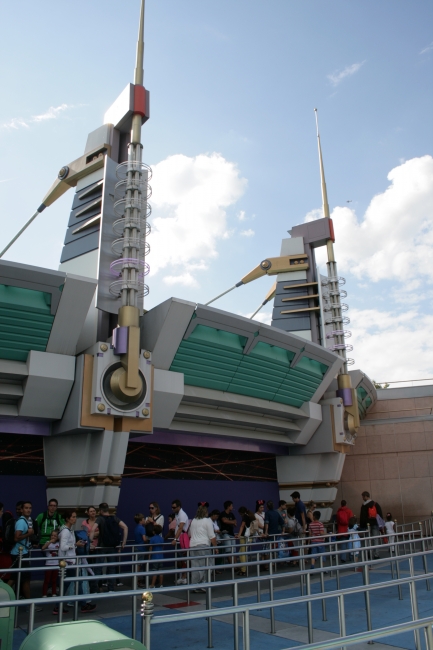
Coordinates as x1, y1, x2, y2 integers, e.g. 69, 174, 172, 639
337, 374, 352, 389
118, 306, 140, 328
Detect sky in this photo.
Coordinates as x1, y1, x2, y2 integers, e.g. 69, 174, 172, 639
0, 0, 432, 385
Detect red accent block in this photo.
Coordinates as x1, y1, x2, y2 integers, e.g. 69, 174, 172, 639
164, 601, 199, 609
329, 218, 335, 242
133, 85, 147, 117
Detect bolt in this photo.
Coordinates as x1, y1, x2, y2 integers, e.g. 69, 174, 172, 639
100, 343, 108, 352
97, 403, 106, 412
143, 351, 150, 359
142, 408, 149, 416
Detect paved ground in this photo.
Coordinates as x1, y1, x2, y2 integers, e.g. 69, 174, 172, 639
11, 554, 433, 650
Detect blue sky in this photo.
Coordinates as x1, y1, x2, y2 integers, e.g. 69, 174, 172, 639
0, 1, 432, 383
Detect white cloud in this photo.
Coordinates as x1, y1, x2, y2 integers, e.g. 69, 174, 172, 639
238, 210, 247, 221
305, 208, 323, 223
163, 272, 199, 287
327, 61, 366, 86
150, 153, 247, 280
351, 308, 433, 382
32, 104, 69, 122
1, 104, 72, 130
420, 42, 433, 55
241, 310, 272, 325
240, 229, 255, 237
307, 156, 433, 288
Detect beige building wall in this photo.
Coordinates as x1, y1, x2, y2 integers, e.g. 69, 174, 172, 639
337, 384, 433, 524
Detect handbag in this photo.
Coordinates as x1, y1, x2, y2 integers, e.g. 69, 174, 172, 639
179, 531, 190, 549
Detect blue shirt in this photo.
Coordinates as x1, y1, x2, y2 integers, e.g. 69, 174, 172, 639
11, 517, 31, 555
294, 501, 307, 527
134, 524, 146, 552
149, 534, 164, 561
264, 509, 285, 535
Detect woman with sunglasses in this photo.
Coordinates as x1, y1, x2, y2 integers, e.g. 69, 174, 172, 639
146, 503, 164, 532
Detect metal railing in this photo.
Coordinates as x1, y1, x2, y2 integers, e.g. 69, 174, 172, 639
3, 528, 433, 649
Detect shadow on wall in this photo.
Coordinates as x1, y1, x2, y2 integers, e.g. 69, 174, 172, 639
0, 476, 280, 533
118, 478, 280, 531
0, 476, 47, 517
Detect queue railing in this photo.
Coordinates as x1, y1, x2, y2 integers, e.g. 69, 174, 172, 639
3, 528, 433, 649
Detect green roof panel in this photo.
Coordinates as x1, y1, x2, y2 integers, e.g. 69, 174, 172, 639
170, 324, 329, 408
0, 284, 54, 361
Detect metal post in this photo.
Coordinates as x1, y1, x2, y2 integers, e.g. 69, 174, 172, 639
27, 602, 35, 635
132, 565, 138, 640
335, 540, 341, 590
425, 621, 433, 650
243, 610, 251, 650
395, 536, 403, 600
206, 556, 213, 649
58, 560, 67, 624
366, 524, 371, 563
362, 562, 372, 638
140, 592, 154, 650
306, 571, 313, 643
338, 594, 347, 650
14, 547, 23, 628
145, 561, 149, 590
269, 551, 275, 634
233, 581, 239, 650
320, 553, 327, 621
300, 538, 305, 596
409, 556, 421, 650
74, 563, 79, 621
186, 549, 191, 606
420, 530, 431, 591
256, 551, 261, 603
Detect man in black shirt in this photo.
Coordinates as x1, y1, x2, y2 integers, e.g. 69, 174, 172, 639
219, 501, 237, 564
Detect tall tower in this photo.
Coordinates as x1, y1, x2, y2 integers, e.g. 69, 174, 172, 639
43, 0, 155, 513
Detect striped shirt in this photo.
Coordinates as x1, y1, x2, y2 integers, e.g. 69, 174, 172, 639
309, 521, 325, 543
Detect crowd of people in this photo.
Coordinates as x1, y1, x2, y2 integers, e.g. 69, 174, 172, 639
0, 490, 396, 605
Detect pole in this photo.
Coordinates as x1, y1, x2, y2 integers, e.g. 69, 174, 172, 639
409, 556, 421, 650
27, 602, 35, 636
233, 581, 239, 650
14, 547, 23, 628
140, 591, 154, 650
58, 560, 67, 624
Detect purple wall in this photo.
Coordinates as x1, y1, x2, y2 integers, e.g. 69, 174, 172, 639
0, 476, 280, 534
118, 478, 280, 531
0, 475, 47, 516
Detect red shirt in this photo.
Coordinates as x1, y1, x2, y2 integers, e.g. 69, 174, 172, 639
309, 521, 325, 543
336, 506, 354, 534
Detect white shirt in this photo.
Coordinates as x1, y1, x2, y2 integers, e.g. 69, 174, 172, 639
58, 526, 77, 564
385, 521, 395, 536
152, 513, 165, 530
175, 508, 189, 534
189, 518, 215, 547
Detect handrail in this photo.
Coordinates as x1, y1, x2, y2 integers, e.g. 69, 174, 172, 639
7, 527, 430, 576
285, 616, 433, 650
2, 545, 433, 608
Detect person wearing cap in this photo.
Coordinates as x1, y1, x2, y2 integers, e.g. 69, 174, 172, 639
291, 492, 307, 533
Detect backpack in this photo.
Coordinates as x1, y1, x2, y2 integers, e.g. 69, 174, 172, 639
3, 513, 16, 552
75, 530, 90, 556
101, 516, 122, 548
249, 519, 260, 537
368, 504, 378, 519
336, 508, 350, 528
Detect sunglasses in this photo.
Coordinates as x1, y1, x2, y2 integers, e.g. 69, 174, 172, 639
149, 506, 155, 510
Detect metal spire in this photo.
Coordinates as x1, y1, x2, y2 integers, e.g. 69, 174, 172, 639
314, 108, 334, 263
134, 0, 145, 85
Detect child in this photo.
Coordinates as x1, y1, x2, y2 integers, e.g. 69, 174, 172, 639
385, 513, 396, 552
41, 530, 59, 596
134, 513, 148, 588
348, 516, 361, 563
149, 524, 164, 588
308, 511, 325, 569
